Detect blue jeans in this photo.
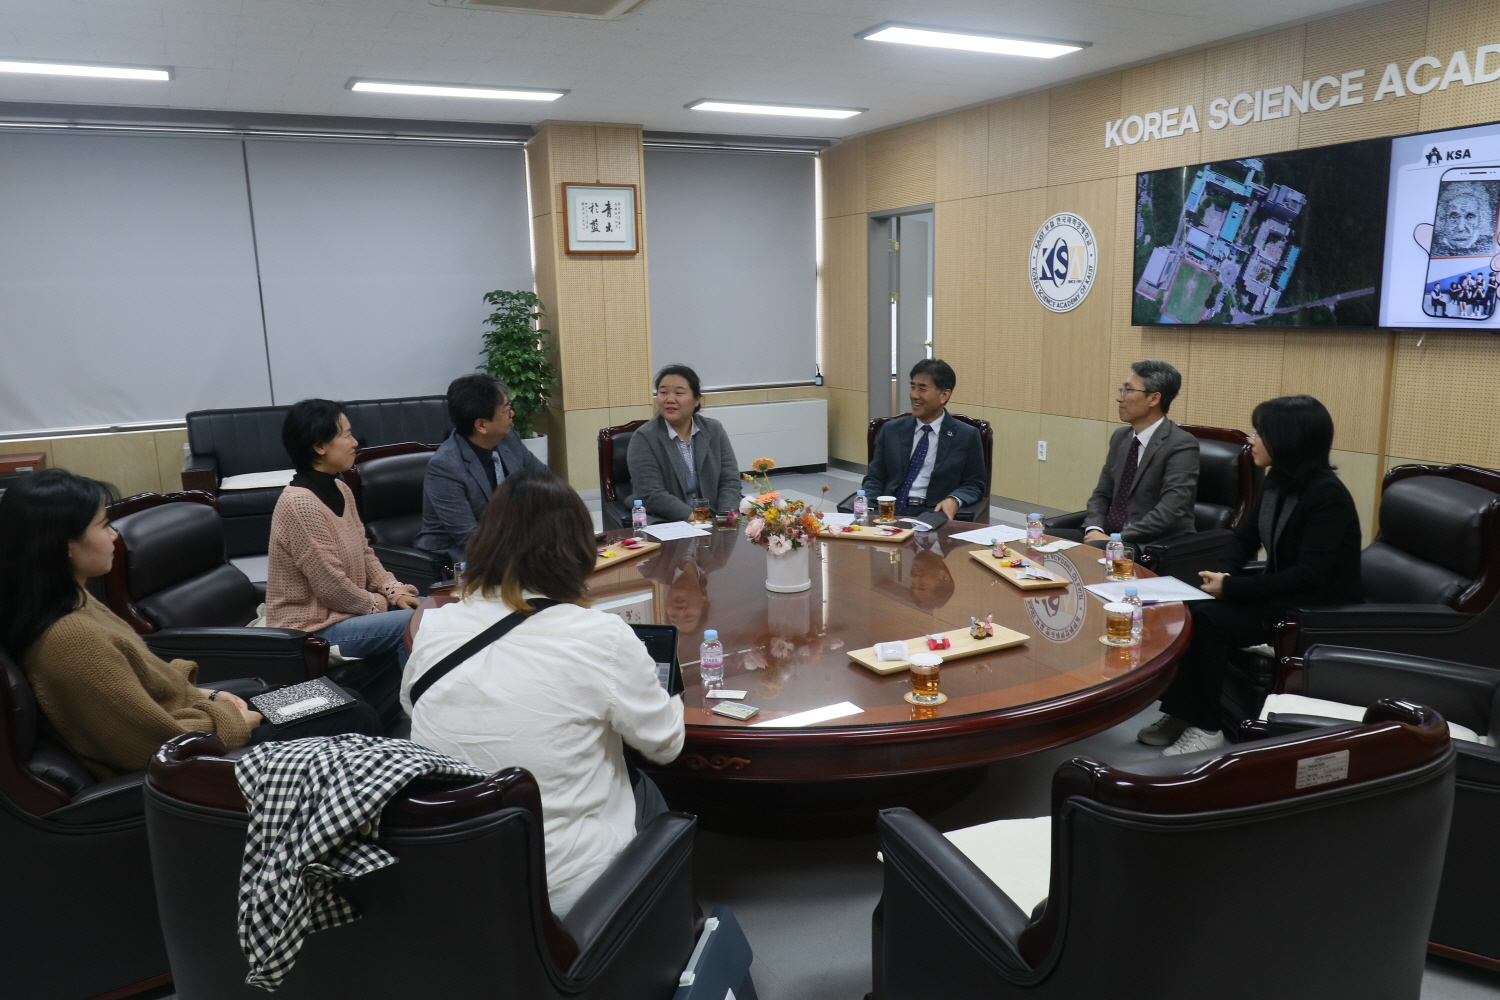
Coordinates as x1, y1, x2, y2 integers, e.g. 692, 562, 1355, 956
316, 609, 414, 669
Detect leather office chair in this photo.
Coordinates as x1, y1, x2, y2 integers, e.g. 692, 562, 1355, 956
872, 699, 1454, 1000
1042, 425, 1260, 583
146, 732, 699, 1000
342, 442, 443, 595
1263, 644, 1500, 972
0, 648, 268, 999
101, 492, 330, 685
1267, 464, 1500, 672
837, 412, 994, 524
599, 418, 648, 531
182, 395, 451, 557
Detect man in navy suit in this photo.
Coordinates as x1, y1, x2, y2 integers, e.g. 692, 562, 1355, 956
861, 358, 988, 521
413, 373, 549, 566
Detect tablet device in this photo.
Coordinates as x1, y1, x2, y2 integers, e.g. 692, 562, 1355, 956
916, 509, 949, 530
630, 623, 685, 697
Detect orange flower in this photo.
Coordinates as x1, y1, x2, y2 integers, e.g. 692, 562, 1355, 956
751, 457, 776, 473
799, 513, 821, 534
755, 491, 781, 504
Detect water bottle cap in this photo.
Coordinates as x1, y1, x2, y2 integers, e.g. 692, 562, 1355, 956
1029, 512, 1040, 519
633, 499, 643, 506
704, 629, 718, 640
856, 489, 865, 496
1111, 532, 1122, 540
1125, 586, 1139, 595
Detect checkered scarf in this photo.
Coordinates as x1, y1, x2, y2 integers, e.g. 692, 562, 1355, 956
234, 735, 488, 991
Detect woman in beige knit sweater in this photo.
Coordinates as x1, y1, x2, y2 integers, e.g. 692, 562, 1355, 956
0, 469, 381, 779
266, 399, 419, 719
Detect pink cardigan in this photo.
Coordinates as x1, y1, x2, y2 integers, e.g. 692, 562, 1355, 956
265, 482, 416, 632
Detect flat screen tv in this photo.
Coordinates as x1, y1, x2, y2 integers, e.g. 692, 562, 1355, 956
1132, 138, 1390, 327
1382, 121, 1500, 330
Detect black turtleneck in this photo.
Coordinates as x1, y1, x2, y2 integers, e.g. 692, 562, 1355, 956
290, 468, 345, 517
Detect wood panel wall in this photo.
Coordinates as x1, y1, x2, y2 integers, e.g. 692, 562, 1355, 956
820, 0, 1500, 538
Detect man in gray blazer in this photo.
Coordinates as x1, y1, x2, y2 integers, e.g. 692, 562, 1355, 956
1074, 360, 1199, 547
414, 373, 549, 566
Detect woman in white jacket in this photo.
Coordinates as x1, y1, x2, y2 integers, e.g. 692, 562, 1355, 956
402, 471, 684, 917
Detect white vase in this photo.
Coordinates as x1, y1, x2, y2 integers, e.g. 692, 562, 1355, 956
522, 433, 548, 467
764, 543, 812, 593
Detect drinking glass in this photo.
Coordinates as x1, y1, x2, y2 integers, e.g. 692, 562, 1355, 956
691, 498, 711, 523
908, 652, 942, 704
1108, 545, 1136, 581
1102, 602, 1136, 646
876, 495, 898, 524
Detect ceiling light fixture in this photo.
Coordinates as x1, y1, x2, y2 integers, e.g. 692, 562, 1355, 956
859, 24, 1087, 59
348, 80, 566, 101
0, 59, 171, 81
687, 100, 863, 120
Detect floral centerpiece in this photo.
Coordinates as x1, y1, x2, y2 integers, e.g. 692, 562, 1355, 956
739, 457, 821, 592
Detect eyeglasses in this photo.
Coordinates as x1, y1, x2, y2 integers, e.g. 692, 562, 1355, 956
1116, 385, 1149, 397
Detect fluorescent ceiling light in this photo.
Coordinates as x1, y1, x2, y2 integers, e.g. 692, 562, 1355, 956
0, 60, 171, 81
860, 24, 1087, 59
349, 80, 566, 101
687, 100, 862, 120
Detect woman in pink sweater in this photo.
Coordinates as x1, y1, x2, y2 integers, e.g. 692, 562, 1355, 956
266, 399, 419, 719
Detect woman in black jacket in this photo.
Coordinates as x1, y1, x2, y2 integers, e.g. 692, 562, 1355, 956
1140, 395, 1363, 755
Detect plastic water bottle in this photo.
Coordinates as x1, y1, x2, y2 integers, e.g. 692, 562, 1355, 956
1124, 585, 1144, 639
852, 490, 869, 526
700, 629, 724, 689
631, 499, 647, 538
1027, 513, 1044, 544
1106, 532, 1125, 577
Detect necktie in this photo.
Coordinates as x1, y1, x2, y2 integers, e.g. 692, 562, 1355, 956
897, 425, 932, 510
493, 450, 504, 486
1104, 438, 1140, 535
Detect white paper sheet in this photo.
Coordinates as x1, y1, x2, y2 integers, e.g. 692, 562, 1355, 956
751, 701, 864, 728
1033, 539, 1081, 552
819, 512, 856, 527
1085, 577, 1216, 604
642, 521, 712, 541
898, 517, 937, 531
950, 524, 1028, 545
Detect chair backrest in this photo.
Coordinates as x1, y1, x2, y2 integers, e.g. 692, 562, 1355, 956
599, 419, 649, 503
0, 645, 95, 814
1294, 644, 1500, 737
865, 412, 994, 491
145, 733, 581, 998
342, 443, 439, 548
103, 493, 259, 634
1366, 464, 1500, 611
1014, 700, 1453, 995
185, 396, 451, 480
1177, 424, 1260, 531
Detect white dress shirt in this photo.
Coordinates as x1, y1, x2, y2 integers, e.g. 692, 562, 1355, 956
1086, 416, 1166, 534
907, 411, 945, 498
402, 593, 685, 917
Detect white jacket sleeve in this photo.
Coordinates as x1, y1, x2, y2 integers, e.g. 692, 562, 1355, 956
606, 619, 685, 765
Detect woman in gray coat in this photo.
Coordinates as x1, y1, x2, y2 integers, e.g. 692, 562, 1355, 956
627, 365, 742, 521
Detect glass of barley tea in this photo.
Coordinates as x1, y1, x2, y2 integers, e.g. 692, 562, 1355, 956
908, 652, 943, 704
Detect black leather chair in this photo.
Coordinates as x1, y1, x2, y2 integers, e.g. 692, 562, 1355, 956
101, 492, 330, 686
837, 412, 994, 524
182, 395, 451, 557
599, 418, 648, 531
342, 442, 443, 595
1269, 463, 1500, 674
146, 732, 699, 1000
872, 699, 1454, 1000
0, 648, 267, 999
1265, 644, 1500, 972
1042, 425, 1260, 583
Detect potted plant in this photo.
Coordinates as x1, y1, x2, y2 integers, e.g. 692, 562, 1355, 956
739, 458, 822, 593
479, 289, 556, 465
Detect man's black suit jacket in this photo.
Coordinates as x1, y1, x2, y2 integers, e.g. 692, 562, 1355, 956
860, 412, 988, 509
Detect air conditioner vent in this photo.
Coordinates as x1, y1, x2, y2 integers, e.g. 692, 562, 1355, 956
434, 0, 651, 18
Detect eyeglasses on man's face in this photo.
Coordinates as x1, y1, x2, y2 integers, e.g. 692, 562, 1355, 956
1116, 384, 1150, 398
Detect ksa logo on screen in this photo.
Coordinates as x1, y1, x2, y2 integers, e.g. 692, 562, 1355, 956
1029, 214, 1098, 312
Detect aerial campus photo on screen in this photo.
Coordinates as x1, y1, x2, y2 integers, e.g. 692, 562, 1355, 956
1132, 140, 1389, 327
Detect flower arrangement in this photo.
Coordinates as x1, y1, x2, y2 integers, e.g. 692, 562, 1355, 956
739, 457, 824, 555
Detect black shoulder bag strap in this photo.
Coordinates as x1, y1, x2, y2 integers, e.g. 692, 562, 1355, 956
408, 598, 563, 708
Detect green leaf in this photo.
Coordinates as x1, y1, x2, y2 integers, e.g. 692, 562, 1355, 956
477, 289, 556, 439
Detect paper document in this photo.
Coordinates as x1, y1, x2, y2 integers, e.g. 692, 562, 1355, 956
752, 702, 863, 728
1085, 577, 1215, 604
1033, 539, 1081, 552
643, 521, 711, 541
819, 512, 856, 527
898, 517, 937, 531
950, 524, 1028, 546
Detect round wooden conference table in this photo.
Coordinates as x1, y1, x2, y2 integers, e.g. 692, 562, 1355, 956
408, 522, 1190, 834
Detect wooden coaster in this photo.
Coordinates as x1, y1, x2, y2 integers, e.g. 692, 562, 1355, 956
848, 623, 1029, 675
593, 538, 660, 572
903, 691, 948, 706
1099, 635, 1140, 648
819, 523, 915, 543
969, 546, 1069, 590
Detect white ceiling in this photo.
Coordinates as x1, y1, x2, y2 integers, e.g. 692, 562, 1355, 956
0, 0, 1369, 138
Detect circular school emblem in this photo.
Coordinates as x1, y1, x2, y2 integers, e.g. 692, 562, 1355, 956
1029, 213, 1098, 312
1024, 555, 1088, 642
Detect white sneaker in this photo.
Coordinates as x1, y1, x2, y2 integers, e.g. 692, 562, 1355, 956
1162, 727, 1227, 756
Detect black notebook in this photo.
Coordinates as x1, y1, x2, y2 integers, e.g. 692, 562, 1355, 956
250, 677, 356, 726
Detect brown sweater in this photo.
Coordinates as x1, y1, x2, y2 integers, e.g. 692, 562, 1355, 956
23, 595, 254, 779
266, 482, 415, 632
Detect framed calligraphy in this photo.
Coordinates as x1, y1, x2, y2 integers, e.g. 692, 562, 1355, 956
563, 182, 639, 254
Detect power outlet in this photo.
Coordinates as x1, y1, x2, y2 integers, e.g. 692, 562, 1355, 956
1037, 440, 1048, 461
